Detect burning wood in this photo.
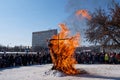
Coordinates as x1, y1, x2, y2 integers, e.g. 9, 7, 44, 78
48, 23, 80, 75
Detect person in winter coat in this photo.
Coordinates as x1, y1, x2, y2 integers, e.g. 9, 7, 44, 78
104, 53, 109, 64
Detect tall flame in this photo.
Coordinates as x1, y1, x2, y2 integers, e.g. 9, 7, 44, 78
48, 23, 80, 75
76, 10, 91, 20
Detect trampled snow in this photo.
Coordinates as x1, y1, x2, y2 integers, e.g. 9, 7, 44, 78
0, 64, 120, 80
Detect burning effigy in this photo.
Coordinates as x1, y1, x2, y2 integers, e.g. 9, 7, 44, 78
48, 10, 91, 75
48, 23, 80, 75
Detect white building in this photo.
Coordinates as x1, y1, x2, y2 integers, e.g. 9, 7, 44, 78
32, 29, 57, 51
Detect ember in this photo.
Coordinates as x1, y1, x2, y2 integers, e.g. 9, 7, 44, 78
48, 23, 80, 75
76, 10, 91, 20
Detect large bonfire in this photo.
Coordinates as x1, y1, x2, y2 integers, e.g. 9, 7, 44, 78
48, 23, 80, 75
48, 10, 91, 75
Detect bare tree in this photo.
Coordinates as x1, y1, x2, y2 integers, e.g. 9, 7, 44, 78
86, 1, 120, 49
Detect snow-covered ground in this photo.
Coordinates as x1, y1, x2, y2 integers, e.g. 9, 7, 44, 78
0, 64, 120, 80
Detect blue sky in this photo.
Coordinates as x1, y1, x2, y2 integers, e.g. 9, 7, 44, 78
0, 0, 119, 47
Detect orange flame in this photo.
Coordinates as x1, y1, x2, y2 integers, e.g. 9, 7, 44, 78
48, 23, 80, 75
76, 10, 91, 20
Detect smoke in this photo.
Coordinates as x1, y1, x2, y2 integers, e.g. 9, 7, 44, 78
63, 0, 114, 46
66, 0, 113, 13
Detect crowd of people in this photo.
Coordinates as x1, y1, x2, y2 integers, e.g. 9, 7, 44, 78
76, 52, 120, 64
0, 52, 52, 68
0, 52, 120, 68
